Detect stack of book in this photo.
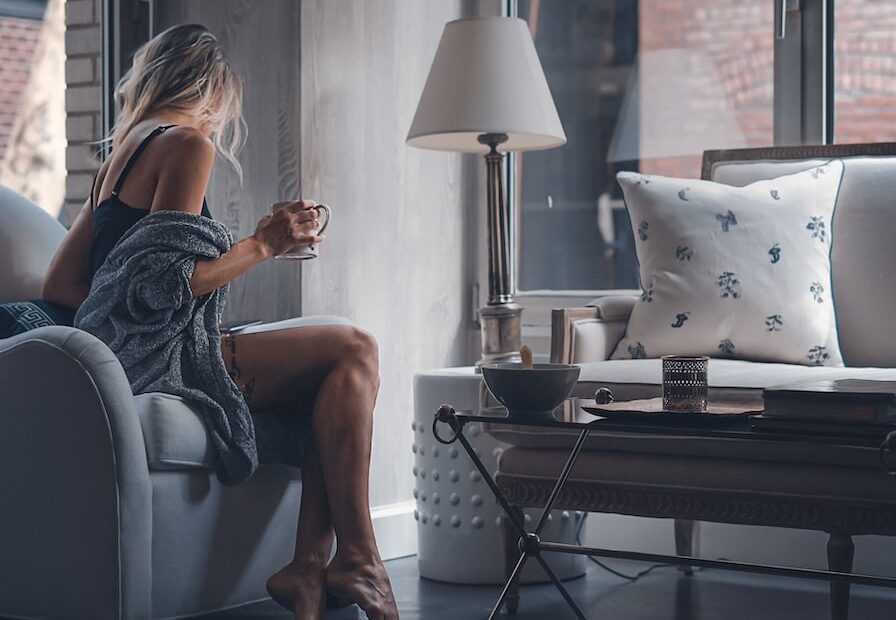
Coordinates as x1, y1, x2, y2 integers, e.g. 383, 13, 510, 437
753, 379, 896, 438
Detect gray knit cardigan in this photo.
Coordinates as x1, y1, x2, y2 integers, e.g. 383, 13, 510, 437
74, 210, 257, 485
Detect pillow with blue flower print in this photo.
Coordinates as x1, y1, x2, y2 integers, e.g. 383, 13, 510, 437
611, 159, 845, 367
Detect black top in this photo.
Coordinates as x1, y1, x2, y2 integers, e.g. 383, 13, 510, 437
88, 124, 213, 278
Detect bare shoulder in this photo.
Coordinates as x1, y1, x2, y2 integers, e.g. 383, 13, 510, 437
157, 125, 215, 163
149, 126, 216, 214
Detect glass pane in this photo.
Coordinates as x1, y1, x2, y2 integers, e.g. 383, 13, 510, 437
0, 0, 63, 219
834, 0, 896, 144
516, 0, 773, 291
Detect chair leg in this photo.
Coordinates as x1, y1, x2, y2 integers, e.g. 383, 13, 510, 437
674, 519, 700, 576
827, 532, 854, 620
502, 505, 525, 614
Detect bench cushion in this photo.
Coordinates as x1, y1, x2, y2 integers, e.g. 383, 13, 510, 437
574, 357, 896, 401
497, 447, 896, 503
489, 425, 883, 471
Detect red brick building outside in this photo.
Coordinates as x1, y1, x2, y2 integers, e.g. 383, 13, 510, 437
835, 0, 896, 144
639, 0, 896, 178
637, 1, 773, 177
0, 15, 42, 161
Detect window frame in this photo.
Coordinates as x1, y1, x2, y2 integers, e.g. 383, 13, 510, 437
100, 0, 152, 159
500, 0, 834, 333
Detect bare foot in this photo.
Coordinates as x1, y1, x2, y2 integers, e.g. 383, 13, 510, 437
326, 552, 398, 620
266, 562, 327, 619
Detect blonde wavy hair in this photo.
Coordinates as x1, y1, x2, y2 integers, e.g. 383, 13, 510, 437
108, 24, 245, 180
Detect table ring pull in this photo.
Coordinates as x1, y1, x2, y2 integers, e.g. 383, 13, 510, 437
433, 404, 462, 445
880, 431, 896, 476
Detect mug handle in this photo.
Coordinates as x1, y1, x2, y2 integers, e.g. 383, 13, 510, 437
313, 204, 331, 236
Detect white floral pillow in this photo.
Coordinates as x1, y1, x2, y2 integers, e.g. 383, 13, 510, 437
611, 160, 845, 366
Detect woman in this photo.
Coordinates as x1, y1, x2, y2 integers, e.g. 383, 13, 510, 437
41, 24, 397, 620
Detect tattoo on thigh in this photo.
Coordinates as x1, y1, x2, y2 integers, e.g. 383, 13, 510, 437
242, 377, 257, 404
223, 334, 241, 381
222, 333, 257, 404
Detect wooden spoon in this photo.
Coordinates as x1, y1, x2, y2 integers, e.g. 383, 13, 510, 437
520, 345, 534, 369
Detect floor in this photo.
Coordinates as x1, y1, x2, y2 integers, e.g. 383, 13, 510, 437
201, 555, 896, 619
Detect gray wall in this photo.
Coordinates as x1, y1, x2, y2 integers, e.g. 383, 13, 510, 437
300, 0, 483, 508
154, 0, 304, 322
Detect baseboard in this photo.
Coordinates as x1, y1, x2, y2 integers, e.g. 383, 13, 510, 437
372, 500, 417, 561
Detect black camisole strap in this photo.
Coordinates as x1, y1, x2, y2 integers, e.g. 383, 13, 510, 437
88, 167, 101, 209
110, 124, 177, 198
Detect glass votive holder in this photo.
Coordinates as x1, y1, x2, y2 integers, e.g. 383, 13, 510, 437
662, 355, 709, 412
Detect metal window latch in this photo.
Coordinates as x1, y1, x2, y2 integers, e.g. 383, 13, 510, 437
775, 0, 801, 40
472, 282, 480, 325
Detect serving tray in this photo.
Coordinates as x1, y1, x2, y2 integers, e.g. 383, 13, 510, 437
583, 397, 763, 427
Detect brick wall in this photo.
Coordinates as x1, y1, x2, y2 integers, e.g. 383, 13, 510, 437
63, 0, 102, 225
638, 0, 774, 178
0, 16, 41, 160
834, 0, 896, 144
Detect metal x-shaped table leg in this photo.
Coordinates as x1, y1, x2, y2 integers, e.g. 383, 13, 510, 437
433, 406, 591, 619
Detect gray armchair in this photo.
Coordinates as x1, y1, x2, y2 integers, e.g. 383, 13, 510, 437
0, 186, 302, 619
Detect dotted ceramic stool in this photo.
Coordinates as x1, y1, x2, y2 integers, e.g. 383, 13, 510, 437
413, 368, 586, 584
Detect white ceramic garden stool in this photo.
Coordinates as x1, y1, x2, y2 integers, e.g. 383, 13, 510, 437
413, 367, 586, 584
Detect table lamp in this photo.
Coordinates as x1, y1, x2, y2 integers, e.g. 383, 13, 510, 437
407, 16, 566, 364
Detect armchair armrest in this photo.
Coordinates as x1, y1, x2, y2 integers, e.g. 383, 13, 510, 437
550, 294, 638, 364
0, 327, 152, 620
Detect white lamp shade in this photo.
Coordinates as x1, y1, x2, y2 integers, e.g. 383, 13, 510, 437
406, 17, 566, 154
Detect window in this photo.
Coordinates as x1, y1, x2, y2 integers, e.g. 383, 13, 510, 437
834, 0, 896, 143
0, 0, 64, 218
513, 0, 774, 293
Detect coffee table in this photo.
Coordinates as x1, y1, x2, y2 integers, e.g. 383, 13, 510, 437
433, 402, 896, 620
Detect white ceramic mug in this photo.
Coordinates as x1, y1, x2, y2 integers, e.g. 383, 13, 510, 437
270, 202, 331, 260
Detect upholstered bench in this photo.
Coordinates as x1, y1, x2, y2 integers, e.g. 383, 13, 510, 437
493, 142, 896, 620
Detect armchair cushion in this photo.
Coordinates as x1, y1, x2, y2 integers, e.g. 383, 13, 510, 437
0, 185, 66, 303
135, 393, 215, 470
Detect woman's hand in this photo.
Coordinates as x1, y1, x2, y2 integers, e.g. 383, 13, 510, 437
252, 200, 325, 258
190, 200, 325, 297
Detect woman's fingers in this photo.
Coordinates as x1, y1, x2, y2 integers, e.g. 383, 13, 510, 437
292, 232, 325, 246
284, 199, 317, 213
293, 209, 319, 224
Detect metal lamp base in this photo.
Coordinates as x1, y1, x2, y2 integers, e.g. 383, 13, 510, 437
478, 302, 522, 365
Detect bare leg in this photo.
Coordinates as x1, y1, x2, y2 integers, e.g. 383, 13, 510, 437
221, 326, 397, 619
310, 338, 397, 620
265, 444, 334, 619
